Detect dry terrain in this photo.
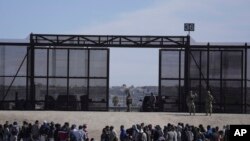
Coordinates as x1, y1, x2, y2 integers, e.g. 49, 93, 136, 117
1, 111, 250, 140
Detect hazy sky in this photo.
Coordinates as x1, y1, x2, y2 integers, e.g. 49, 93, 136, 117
0, 0, 250, 86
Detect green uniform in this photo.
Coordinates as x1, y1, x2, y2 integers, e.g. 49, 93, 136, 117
205, 91, 214, 116
186, 91, 197, 115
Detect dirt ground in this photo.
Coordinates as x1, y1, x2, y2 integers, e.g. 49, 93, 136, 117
1, 111, 250, 140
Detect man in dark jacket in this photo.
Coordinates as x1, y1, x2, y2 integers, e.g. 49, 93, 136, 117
39, 121, 50, 141
19, 121, 30, 141
149, 93, 156, 112
31, 120, 40, 141
126, 93, 132, 112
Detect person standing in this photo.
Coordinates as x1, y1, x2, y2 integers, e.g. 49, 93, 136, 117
186, 91, 197, 116
10, 122, 19, 141
110, 126, 118, 141
19, 121, 30, 141
69, 124, 80, 141
149, 93, 156, 112
82, 124, 89, 141
165, 126, 176, 141
47, 122, 55, 141
39, 121, 50, 141
31, 120, 40, 141
0, 124, 4, 141
3, 124, 10, 141
185, 127, 194, 141
144, 126, 151, 141
78, 125, 85, 141
120, 125, 127, 141
126, 92, 132, 112
205, 90, 214, 116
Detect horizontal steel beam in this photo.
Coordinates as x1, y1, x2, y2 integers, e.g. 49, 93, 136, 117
0, 34, 249, 49
31, 34, 188, 47
0, 42, 29, 46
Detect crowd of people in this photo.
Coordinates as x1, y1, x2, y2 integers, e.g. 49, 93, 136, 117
0, 120, 230, 141
102, 123, 230, 141
0, 120, 90, 141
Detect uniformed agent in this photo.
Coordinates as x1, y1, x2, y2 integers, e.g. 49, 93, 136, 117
205, 90, 214, 116
186, 90, 197, 115
126, 90, 132, 112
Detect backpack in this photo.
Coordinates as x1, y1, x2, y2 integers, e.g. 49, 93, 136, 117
126, 128, 133, 136
40, 125, 49, 135
11, 127, 18, 136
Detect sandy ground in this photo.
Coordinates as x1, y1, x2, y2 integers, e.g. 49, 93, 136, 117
1, 111, 250, 140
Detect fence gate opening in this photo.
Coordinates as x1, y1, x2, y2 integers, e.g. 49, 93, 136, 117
1, 33, 250, 113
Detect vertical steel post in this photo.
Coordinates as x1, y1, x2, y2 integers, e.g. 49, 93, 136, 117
159, 49, 162, 97
178, 50, 181, 111
0, 45, 5, 108
207, 43, 210, 90
220, 50, 223, 112
67, 49, 70, 110
46, 49, 49, 110
245, 43, 247, 113
199, 51, 202, 112
30, 33, 35, 109
87, 48, 90, 111
107, 49, 110, 111
241, 50, 244, 113
184, 35, 190, 111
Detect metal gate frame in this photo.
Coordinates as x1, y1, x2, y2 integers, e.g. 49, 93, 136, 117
159, 46, 246, 113
1, 33, 250, 113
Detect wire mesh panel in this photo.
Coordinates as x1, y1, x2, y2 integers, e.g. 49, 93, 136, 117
69, 50, 88, 77
189, 50, 211, 112
222, 51, 242, 79
161, 51, 180, 78
48, 78, 67, 110
209, 51, 221, 79
221, 51, 243, 113
222, 81, 242, 113
201, 51, 208, 79
18, 46, 109, 110
1, 46, 27, 76
34, 78, 47, 109
0, 45, 28, 110
69, 50, 88, 110
209, 80, 221, 112
30, 46, 109, 110
247, 82, 250, 113
49, 49, 68, 77
69, 79, 87, 111
160, 49, 184, 112
190, 51, 200, 79
89, 79, 108, 111
188, 49, 244, 113
35, 49, 47, 76
160, 80, 180, 111
31, 47, 109, 111
88, 49, 109, 111
89, 50, 108, 77
247, 49, 250, 113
